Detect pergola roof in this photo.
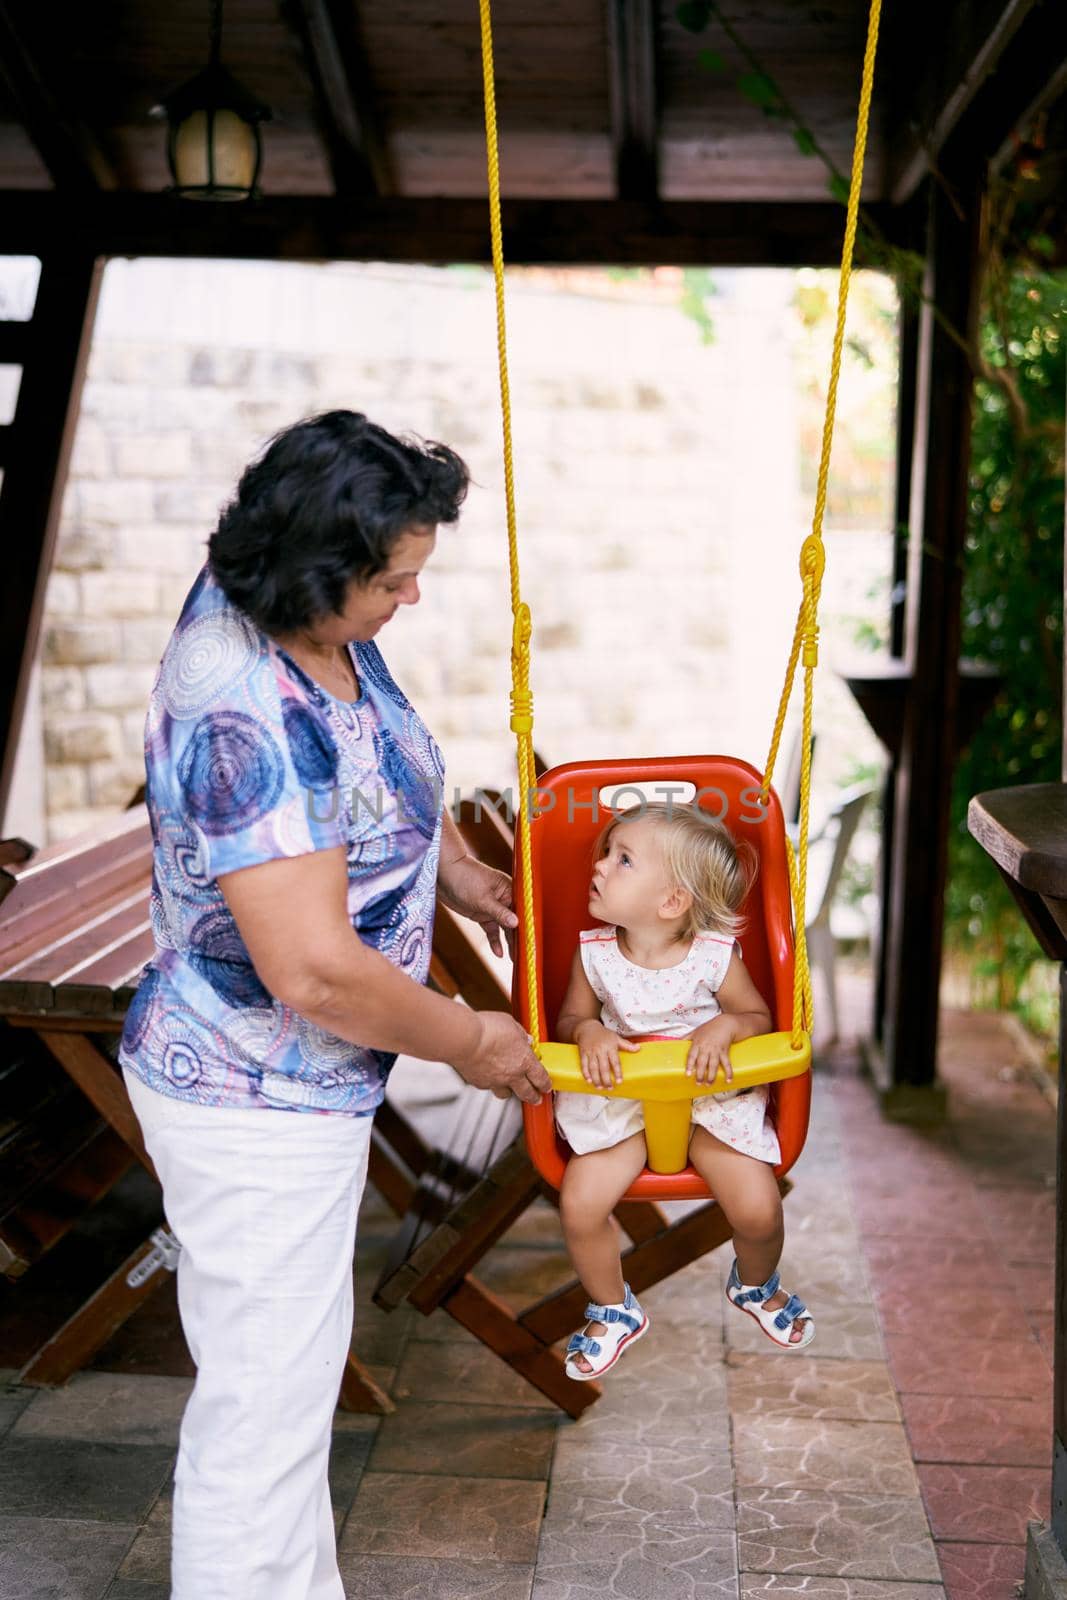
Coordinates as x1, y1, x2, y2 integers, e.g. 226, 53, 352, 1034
0, 0, 1064, 265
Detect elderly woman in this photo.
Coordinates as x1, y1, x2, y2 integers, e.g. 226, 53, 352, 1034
118, 410, 550, 1600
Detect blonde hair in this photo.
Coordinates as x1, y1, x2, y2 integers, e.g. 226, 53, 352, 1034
596, 801, 757, 941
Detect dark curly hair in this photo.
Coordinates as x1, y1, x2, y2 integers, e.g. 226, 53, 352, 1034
208, 410, 469, 633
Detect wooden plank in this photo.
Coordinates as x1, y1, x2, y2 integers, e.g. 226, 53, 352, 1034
367, 1129, 416, 1217
442, 1275, 600, 1420
287, 0, 391, 196
607, 0, 659, 201
455, 799, 515, 875
0, 2, 116, 191
1, 888, 148, 987
35, 1030, 153, 1175
0, 321, 30, 363
431, 903, 511, 1014
887, 0, 1056, 202
0, 192, 902, 268
19, 1227, 173, 1388
881, 168, 985, 1089
338, 1350, 395, 1415
1, 1124, 132, 1279
374, 1140, 540, 1313
54, 925, 153, 1017
0, 217, 105, 811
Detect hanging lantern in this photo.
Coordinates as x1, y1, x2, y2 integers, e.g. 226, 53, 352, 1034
154, 0, 270, 200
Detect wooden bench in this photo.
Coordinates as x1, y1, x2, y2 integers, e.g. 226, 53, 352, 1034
0, 809, 391, 1411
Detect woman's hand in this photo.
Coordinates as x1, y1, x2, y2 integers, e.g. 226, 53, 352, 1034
685, 1015, 740, 1086
437, 853, 518, 958
451, 1012, 553, 1104
574, 1019, 640, 1089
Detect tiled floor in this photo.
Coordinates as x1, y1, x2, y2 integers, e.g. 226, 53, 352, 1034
0, 986, 1055, 1599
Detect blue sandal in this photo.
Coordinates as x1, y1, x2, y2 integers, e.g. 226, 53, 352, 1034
726, 1260, 814, 1350
564, 1283, 649, 1380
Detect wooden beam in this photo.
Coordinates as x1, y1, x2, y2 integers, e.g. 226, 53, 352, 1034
889, 0, 1062, 203
0, 253, 102, 820
284, 0, 391, 196
881, 167, 985, 1091
607, 0, 659, 201
0, 192, 903, 267
0, 2, 116, 191
0, 321, 31, 362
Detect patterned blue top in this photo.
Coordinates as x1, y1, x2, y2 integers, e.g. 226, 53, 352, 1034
118, 564, 444, 1116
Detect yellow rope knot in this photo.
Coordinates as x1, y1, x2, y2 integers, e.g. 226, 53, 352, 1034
510, 604, 534, 732
799, 535, 825, 587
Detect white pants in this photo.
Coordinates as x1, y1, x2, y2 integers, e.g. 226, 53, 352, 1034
124, 1070, 373, 1600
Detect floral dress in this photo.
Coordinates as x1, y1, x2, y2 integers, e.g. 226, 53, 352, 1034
554, 926, 781, 1163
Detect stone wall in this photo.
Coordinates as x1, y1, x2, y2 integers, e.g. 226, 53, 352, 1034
4, 259, 889, 844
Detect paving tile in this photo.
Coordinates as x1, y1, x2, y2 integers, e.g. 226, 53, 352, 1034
1011, 1262, 1054, 1314
329, 1427, 377, 1507
861, 1239, 994, 1280
534, 1520, 738, 1599
0, 1438, 173, 1523
935, 1539, 1026, 1600
480, 1245, 576, 1301
726, 1354, 900, 1423
851, 1189, 988, 1239
0, 1514, 136, 1600
873, 1287, 1019, 1342
337, 1554, 533, 1599
562, 1342, 731, 1450
369, 1401, 557, 1480
549, 1437, 734, 1528
395, 1339, 557, 1410
740, 1580, 946, 1598
736, 1488, 941, 1582
341, 1471, 545, 1563
885, 1332, 1050, 1401
116, 1498, 169, 1582
917, 1464, 1049, 1544
733, 1417, 918, 1496
901, 1394, 1049, 1466
410, 1310, 483, 1344
0, 1388, 32, 1440
11, 1373, 192, 1447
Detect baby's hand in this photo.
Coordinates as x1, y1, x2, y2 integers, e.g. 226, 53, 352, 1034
686, 1016, 739, 1086
573, 1020, 640, 1088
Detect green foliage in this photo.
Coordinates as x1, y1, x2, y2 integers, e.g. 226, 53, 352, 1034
945, 267, 1066, 1019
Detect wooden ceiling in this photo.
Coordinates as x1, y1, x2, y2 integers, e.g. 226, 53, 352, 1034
0, 0, 1063, 262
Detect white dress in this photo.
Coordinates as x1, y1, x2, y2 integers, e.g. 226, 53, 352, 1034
554, 926, 781, 1165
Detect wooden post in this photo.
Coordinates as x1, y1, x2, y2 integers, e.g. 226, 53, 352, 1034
873, 292, 921, 1044
881, 168, 983, 1100
0, 250, 101, 820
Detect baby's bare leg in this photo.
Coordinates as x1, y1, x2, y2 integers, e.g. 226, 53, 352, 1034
689, 1126, 809, 1344
559, 1133, 647, 1304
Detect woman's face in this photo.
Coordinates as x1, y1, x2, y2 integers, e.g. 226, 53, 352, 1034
312, 525, 437, 645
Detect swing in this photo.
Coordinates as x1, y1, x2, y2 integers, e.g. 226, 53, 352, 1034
475, 0, 882, 1202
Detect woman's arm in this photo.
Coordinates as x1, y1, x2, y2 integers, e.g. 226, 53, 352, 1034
218, 847, 551, 1103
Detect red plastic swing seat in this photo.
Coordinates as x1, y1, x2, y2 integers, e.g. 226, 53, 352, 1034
517, 755, 812, 1202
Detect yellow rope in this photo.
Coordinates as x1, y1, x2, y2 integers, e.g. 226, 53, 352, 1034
476, 0, 883, 1059
761, 0, 882, 1047
478, 0, 541, 1048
